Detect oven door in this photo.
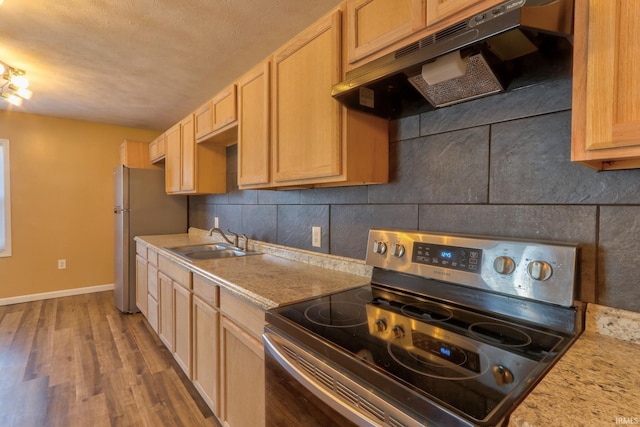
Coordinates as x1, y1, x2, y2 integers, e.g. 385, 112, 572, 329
263, 326, 425, 427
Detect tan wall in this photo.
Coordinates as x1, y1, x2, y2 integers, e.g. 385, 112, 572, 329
0, 110, 161, 299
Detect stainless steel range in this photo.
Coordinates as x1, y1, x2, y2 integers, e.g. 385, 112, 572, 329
263, 229, 584, 426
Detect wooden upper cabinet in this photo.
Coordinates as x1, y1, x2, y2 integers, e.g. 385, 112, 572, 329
165, 114, 227, 194
238, 60, 271, 189
120, 139, 158, 169
164, 123, 182, 194
347, 0, 426, 64
345, 0, 502, 69
272, 10, 342, 184
149, 134, 166, 163
195, 84, 238, 146
572, 0, 640, 170
181, 114, 196, 192
426, 0, 487, 27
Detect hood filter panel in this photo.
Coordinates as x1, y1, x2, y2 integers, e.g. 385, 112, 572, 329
407, 53, 503, 108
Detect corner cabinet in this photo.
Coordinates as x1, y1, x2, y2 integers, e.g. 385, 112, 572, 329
571, 0, 640, 170
165, 114, 227, 194
270, 7, 388, 188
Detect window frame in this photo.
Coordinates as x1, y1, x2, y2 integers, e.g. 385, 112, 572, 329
0, 138, 12, 257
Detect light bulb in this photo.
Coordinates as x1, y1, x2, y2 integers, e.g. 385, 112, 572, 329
0, 64, 5, 75
10, 74, 29, 89
1, 93, 23, 106
9, 84, 32, 99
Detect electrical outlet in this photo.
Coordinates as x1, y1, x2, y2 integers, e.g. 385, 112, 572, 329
58, 259, 66, 269
312, 226, 321, 248
214, 216, 219, 228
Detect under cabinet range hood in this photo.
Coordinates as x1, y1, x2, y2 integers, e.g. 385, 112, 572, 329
332, 0, 574, 119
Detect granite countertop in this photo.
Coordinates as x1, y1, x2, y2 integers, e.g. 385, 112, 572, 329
136, 229, 640, 426
509, 304, 640, 426
135, 231, 372, 310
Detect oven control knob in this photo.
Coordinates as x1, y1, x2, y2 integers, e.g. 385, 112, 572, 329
373, 240, 387, 255
375, 319, 387, 333
391, 243, 405, 258
392, 325, 405, 340
527, 260, 553, 281
493, 256, 515, 275
492, 365, 514, 386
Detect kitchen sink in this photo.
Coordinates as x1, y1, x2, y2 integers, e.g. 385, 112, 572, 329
164, 243, 260, 261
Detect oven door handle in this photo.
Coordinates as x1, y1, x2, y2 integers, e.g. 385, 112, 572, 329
263, 330, 386, 427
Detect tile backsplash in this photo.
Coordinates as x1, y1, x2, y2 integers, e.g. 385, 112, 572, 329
189, 76, 640, 313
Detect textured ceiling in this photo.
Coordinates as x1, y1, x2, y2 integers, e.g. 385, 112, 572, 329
0, 0, 342, 131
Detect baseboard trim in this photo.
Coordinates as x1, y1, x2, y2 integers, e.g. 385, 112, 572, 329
0, 283, 114, 306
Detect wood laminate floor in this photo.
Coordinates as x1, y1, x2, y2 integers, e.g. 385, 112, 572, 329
0, 291, 220, 427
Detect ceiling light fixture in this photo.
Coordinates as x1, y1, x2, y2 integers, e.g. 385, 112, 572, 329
1, 60, 32, 106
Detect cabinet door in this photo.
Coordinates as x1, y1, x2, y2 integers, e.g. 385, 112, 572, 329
165, 123, 182, 193
135, 255, 148, 316
194, 100, 214, 142
192, 295, 219, 415
149, 134, 165, 163
212, 84, 238, 133
347, 0, 426, 63
180, 114, 196, 192
238, 60, 271, 188
173, 282, 193, 378
272, 10, 342, 184
572, 0, 640, 170
220, 317, 265, 427
158, 272, 174, 351
425, 0, 487, 27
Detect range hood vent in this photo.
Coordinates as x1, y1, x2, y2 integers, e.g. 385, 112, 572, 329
332, 0, 574, 119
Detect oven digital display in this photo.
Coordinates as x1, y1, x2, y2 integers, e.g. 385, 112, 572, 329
412, 242, 483, 274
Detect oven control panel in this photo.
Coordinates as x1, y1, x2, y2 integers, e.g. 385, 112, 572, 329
365, 229, 579, 307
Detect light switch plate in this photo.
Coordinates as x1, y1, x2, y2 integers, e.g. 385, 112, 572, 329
312, 226, 321, 248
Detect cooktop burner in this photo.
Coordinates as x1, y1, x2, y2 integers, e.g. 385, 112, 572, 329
304, 301, 368, 328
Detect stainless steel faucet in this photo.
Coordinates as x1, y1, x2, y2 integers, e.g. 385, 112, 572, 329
208, 227, 239, 247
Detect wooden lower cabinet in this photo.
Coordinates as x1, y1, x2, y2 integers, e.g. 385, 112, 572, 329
140, 249, 267, 426
173, 282, 193, 378
192, 295, 219, 414
135, 254, 148, 316
158, 271, 174, 351
220, 317, 265, 427
146, 262, 159, 333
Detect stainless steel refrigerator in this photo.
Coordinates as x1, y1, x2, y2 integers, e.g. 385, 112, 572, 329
114, 165, 187, 313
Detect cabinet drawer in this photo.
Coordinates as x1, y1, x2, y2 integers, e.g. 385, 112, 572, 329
136, 243, 147, 259
147, 248, 159, 266
220, 288, 265, 340
193, 274, 219, 307
158, 254, 192, 289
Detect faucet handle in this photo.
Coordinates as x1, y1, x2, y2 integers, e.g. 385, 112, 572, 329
227, 229, 240, 247
241, 234, 249, 251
